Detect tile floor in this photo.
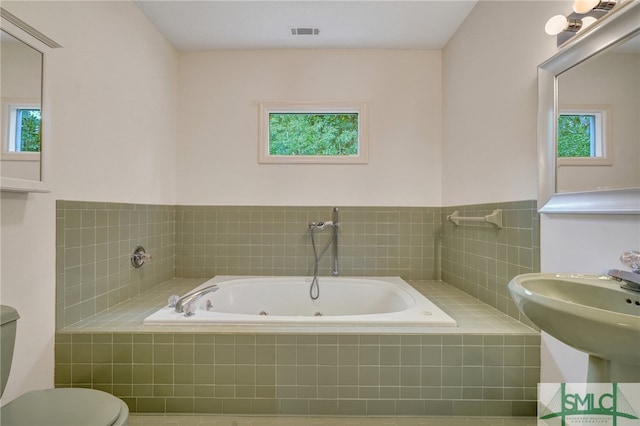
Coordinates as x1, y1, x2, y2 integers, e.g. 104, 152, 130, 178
128, 415, 537, 425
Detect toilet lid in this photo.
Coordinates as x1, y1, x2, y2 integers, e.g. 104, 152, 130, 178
1, 388, 123, 426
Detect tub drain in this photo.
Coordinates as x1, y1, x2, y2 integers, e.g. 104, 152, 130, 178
259, 311, 268, 316
313, 312, 323, 316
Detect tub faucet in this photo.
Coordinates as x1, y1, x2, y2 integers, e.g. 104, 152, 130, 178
608, 250, 640, 293
308, 207, 339, 276
170, 284, 219, 315
308, 221, 335, 231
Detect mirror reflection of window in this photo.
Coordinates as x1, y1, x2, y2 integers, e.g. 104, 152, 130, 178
558, 114, 598, 157
557, 106, 609, 165
8, 104, 41, 152
0, 28, 43, 182
537, 2, 640, 211
1, 8, 61, 190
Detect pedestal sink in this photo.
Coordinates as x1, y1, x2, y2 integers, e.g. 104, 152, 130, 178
508, 273, 640, 375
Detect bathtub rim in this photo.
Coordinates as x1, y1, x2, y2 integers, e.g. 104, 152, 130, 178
143, 275, 458, 329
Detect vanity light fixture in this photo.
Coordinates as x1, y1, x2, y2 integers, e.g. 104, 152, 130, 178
580, 16, 599, 29
545, 15, 584, 35
573, 0, 617, 14
544, 14, 599, 36
545, 0, 620, 45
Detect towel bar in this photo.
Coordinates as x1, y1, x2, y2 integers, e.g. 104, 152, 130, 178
447, 209, 502, 229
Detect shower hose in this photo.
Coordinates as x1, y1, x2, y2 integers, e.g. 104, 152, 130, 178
309, 226, 335, 300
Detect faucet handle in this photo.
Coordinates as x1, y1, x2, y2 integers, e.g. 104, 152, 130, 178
131, 246, 151, 268
620, 250, 640, 273
183, 301, 197, 317
168, 294, 180, 308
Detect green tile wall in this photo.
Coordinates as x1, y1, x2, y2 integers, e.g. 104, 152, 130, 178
56, 202, 540, 328
55, 332, 539, 416
175, 206, 439, 281
56, 201, 175, 328
440, 201, 540, 324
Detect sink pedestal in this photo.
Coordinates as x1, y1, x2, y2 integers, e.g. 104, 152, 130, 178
588, 355, 640, 383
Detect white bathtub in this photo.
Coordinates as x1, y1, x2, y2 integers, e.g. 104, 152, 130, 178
143, 276, 457, 327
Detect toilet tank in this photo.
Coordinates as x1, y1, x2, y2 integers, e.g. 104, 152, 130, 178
0, 305, 19, 398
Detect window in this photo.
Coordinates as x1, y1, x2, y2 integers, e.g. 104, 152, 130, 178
259, 102, 368, 164
557, 106, 610, 166
3, 102, 41, 154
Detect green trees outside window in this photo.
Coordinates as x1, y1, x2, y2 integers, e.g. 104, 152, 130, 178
557, 114, 594, 158
269, 113, 358, 156
15, 109, 41, 152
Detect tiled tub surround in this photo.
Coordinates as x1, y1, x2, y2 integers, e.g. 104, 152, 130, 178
441, 201, 539, 325
55, 201, 540, 416
56, 279, 539, 417
57, 201, 175, 328
57, 202, 539, 329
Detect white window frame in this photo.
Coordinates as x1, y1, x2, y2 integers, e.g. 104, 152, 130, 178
1, 99, 41, 160
258, 101, 368, 164
557, 105, 612, 166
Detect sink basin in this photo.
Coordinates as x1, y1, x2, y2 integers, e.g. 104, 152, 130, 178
509, 273, 640, 366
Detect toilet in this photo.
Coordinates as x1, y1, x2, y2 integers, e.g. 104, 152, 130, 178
1, 305, 129, 425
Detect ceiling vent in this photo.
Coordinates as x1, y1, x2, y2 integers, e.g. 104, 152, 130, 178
290, 27, 320, 36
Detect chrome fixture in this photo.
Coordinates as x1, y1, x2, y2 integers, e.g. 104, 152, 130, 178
308, 207, 339, 300
131, 246, 152, 268
621, 250, 640, 272
169, 284, 219, 316
308, 221, 335, 231
545, 15, 589, 35
545, 0, 624, 46
573, 0, 617, 13
608, 250, 640, 293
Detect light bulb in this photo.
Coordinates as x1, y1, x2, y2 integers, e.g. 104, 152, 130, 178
579, 16, 598, 31
545, 15, 570, 35
573, 0, 600, 13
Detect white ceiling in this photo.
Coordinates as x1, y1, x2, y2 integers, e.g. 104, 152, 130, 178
133, 1, 478, 51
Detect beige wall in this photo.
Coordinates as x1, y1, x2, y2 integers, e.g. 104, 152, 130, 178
44, 2, 178, 204
444, 0, 640, 382
0, 1, 177, 403
176, 49, 442, 206
442, 1, 562, 206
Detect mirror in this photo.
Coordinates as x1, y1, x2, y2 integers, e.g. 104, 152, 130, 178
0, 7, 60, 192
1, 29, 43, 182
538, 1, 640, 213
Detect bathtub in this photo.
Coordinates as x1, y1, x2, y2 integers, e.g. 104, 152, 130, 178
144, 276, 456, 327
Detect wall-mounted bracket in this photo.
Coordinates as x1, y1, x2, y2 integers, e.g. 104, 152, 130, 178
447, 209, 503, 229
